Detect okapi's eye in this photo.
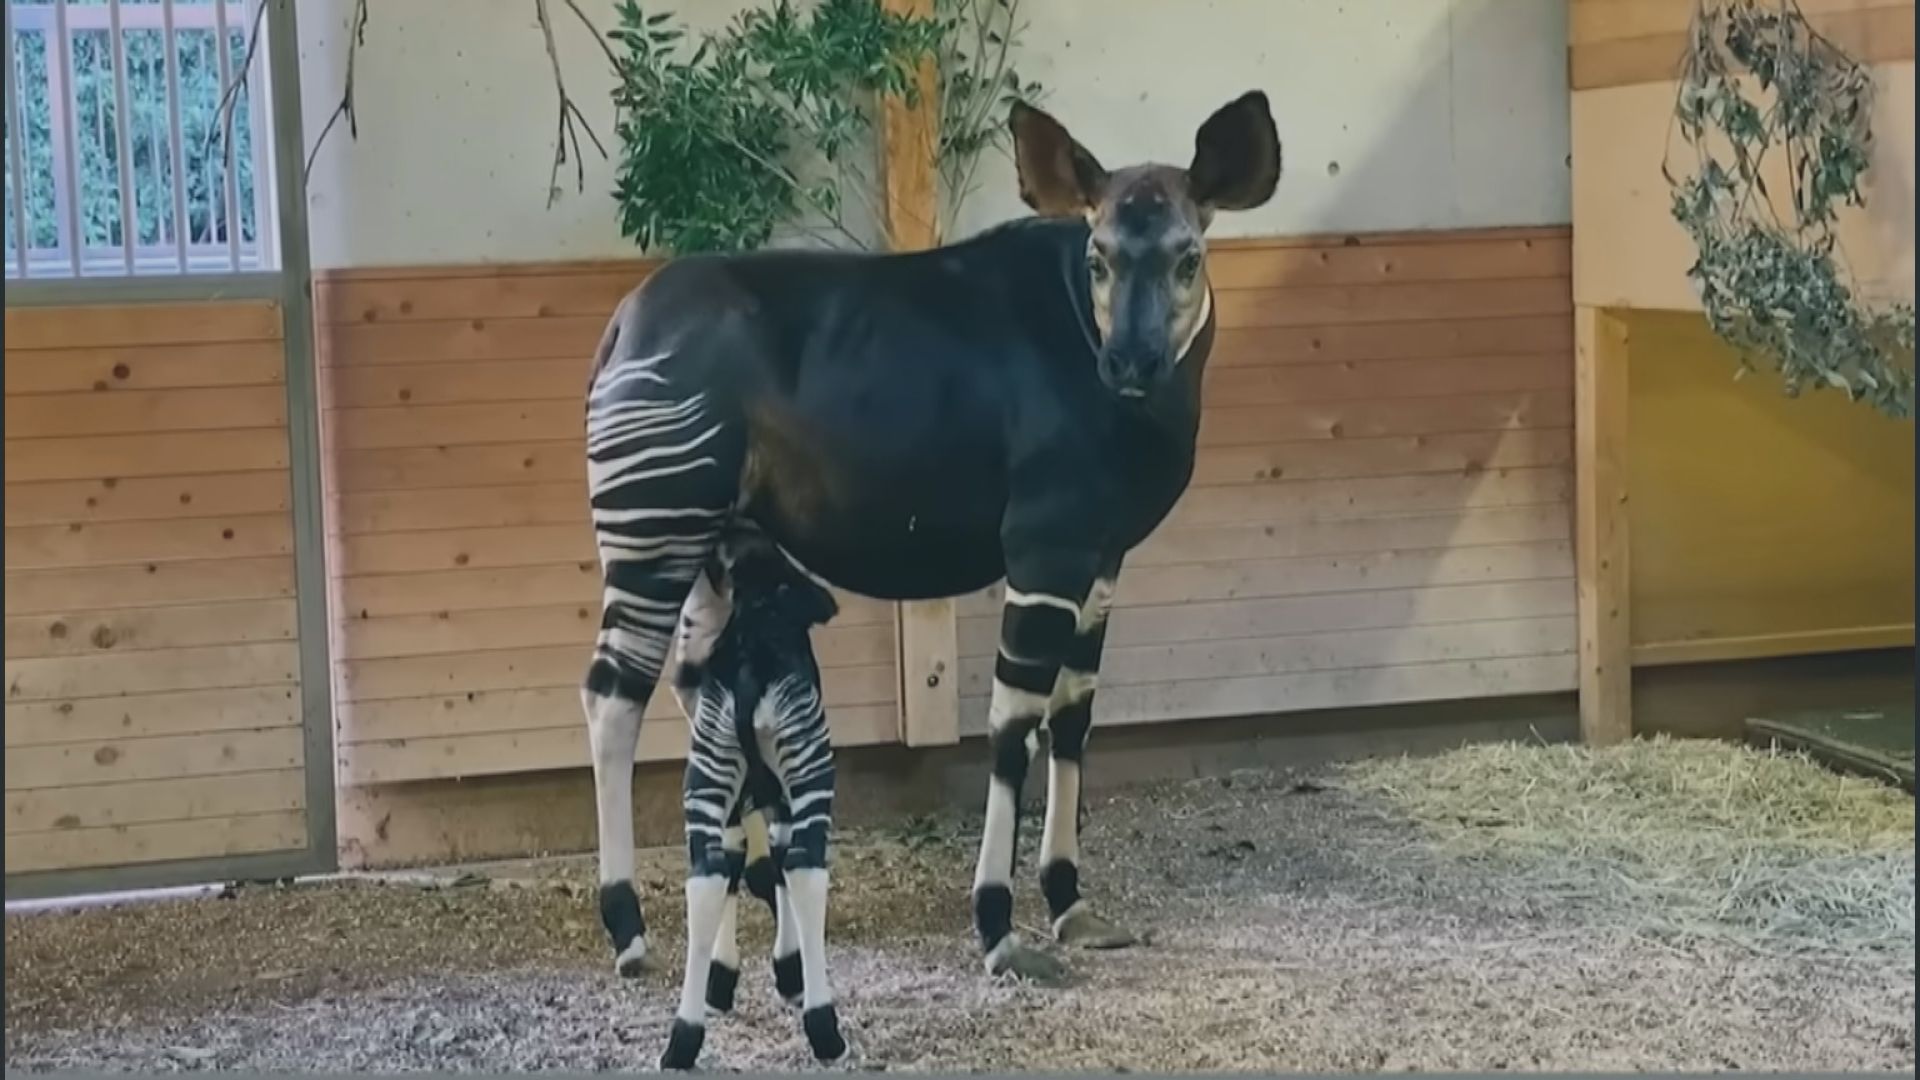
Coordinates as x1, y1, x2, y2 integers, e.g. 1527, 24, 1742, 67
1175, 250, 1202, 285
1086, 252, 1111, 285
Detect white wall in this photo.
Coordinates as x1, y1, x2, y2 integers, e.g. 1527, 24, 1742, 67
295, 0, 1571, 269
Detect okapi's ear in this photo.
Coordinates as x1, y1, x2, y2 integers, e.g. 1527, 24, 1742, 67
1009, 100, 1109, 217
1187, 90, 1282, 212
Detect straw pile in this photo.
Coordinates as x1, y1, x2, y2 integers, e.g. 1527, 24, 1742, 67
1338, 735, 1915, 958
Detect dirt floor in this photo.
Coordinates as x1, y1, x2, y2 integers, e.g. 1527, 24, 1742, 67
7, 763, 1915, 1072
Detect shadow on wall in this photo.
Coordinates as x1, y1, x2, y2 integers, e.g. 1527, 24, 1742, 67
1281, 0, 1578, 710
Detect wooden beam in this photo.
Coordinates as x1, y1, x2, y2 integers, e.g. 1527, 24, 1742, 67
879, 0, 959, 748
1574, 306, 1631, 745
880, 0, 939, 251
1568, 2, 1915, 92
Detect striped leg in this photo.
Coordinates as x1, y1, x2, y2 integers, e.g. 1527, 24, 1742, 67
971, 553, 1098, 982
766, 673, 847, 1063
582, 374, 742, 976
754, 792, 807, 1008
766, 809, 805, 1007
1039, 573, 1135, 948
704, 814, 747, 1015
663, 689, 748, 1071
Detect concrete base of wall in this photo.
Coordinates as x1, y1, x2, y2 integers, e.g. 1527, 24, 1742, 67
1634, 646, 1915, 740
335, 647, 1915, 870
337, 693, 1580, 870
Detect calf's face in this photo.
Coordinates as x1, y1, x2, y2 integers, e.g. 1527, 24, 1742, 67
1010, 91, 1283, 399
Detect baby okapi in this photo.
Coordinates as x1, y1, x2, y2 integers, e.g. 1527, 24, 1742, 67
662, 530, 847, 1070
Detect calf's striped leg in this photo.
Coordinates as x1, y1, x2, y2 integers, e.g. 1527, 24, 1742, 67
663, 691, 748, 1071
581, 378, 741, 976
704, 815, 747, 1015
1039, 573, 1137, 949
765, 673, 847, 1062
971, 554, 1098, 982
764, 810, 807, 1007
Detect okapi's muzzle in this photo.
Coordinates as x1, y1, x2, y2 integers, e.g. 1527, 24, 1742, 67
1098, 344, 1171, 400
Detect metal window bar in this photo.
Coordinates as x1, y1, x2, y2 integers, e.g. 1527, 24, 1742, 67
51, 0, 82, 278
5, 5, 29, 279
246, 0, 274, 271
108, 0, 136, 275
212, 0, 240, 272
4, 0, 273, 280
162, 0, 188, 273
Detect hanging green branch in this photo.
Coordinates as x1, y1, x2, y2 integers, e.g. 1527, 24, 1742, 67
607, 0, 1043, 255
1665, 0, 1914, 418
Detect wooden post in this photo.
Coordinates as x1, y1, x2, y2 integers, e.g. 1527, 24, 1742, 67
1575, 305, 1632, 745
879, 0, 960, 748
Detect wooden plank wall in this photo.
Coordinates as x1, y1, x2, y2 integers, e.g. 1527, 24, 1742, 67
1569, 0, 1914, 90
315, 227, 1576, 784
949, 228, 1582, 736
4, 301, 312, 875
314, 264, 903, 785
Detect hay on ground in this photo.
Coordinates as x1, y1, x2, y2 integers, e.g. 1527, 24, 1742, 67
1337, 735, 1915, 957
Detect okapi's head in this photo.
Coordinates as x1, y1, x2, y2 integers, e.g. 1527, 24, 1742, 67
1010, 91, 1281, 399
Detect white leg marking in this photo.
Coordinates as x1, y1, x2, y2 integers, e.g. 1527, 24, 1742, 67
677, 875, 730, 1025
974, 677, 1048, 904
987, 685, 1052, 734
1041, 758, 1082, 873
710, 892, 739, 985
584, 688, 640, 889
1002, 587, 1083, 621
1041, 665, 1095, 870
614, 936, 648, 974
773, 882, 802, 1003
785, 867, 835, 1011
1078, 577, 1117, 634
973, 778, 1024, 896
668, 572, 732, 721
1051, 668, 1098, 711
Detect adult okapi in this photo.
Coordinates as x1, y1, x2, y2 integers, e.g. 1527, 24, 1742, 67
582, 89, 1282, 982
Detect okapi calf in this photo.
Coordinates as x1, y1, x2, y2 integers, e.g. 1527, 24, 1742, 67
582, 89, 1282, 982
663, 529, 847, 1070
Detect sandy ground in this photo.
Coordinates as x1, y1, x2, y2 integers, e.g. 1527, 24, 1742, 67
7, 766, 1915, 1072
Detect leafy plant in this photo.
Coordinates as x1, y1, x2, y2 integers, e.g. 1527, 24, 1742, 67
607, 0, 1042, 255
930, 0, 1044, 241
1665, 0, 1915, 418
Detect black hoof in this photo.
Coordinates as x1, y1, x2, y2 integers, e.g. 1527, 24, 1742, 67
660, 1019, 704, 1071
599, 881, 648, 978
772, 951, 804, 1006
803, 1004, 848, 1063
706, 960, 740, 1014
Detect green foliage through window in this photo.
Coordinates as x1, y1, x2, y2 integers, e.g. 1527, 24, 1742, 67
4, 13, 261, 269
1666, 0, 1915, 418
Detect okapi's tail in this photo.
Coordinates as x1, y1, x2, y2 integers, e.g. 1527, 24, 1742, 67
587, 289, 636, 393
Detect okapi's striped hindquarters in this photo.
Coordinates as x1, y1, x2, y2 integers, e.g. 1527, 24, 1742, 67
582, 344, 745, 977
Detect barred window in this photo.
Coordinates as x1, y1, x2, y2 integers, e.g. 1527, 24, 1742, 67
4, 0, 277, 280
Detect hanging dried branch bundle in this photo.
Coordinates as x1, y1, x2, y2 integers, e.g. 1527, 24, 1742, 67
1665, 0, 1915, 418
